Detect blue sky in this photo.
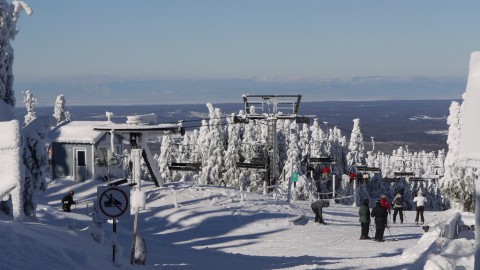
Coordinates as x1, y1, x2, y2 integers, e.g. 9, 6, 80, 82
11, 1, 480, 106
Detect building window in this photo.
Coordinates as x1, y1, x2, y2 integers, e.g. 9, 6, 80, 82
77, 150, 86, 167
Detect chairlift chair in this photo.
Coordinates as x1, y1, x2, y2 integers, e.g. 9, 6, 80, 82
168, 143, 203, 172
168, 162, 202, 172
382, 177, 403, 182
408, 177, 426, 182
393, 172, 415, 178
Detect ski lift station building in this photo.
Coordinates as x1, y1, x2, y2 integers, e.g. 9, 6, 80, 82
47, 121, 127, 182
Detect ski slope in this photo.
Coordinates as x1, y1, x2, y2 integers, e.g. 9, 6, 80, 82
0, 179, 473, 269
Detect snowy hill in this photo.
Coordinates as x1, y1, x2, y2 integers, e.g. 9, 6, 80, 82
0, 178, 472, 270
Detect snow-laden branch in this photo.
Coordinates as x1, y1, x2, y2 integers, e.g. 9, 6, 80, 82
12, 0, 32, 18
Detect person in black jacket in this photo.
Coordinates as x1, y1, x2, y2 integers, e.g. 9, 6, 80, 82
311, 200, 330, 224
371, 200, 388, 242
358, 198, 371, 239
61, 190, 77, 212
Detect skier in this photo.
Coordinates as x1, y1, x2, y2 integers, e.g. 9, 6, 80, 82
380, 195, 391, 215
413, 190, 427, 225
358, 198, 371, 240
349, 171, 357, 185
61, 190, 77, 212
322, 166, 331, 180
392, 191, 404, 223
311, 199, 330, 224
371, 200, 388, 242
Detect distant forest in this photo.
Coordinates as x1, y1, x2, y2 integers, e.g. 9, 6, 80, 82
16, 99, 456, 153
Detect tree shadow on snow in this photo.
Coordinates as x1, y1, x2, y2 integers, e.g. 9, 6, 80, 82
109, 195, 351, 269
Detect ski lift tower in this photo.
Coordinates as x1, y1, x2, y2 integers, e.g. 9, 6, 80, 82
236, 94, 309, 192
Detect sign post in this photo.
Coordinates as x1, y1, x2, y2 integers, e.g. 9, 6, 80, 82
97, 186, 130, 263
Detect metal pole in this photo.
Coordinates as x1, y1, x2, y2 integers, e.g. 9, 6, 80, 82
287, 161, 292, 203
310, 170, 315, 199
353, 179, 357, 207
332, 174, 336, 201
130, 207, 139, 264
287, 176, 291, 203
130, 148, 143, 264
113, 219, 116, 262
110, 130, 116, 155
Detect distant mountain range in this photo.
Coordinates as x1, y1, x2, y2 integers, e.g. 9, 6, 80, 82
14, 76, 465, 106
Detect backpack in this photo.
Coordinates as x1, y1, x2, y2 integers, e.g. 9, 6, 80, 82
394, 196, 404, 205
61, 196, 69, 211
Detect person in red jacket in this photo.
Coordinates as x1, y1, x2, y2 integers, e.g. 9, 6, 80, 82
322, 166, 331, 180
380, 195, 391, 215
349, 171, 357, 185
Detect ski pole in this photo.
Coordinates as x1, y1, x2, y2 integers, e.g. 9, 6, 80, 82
386, 226, 397, 241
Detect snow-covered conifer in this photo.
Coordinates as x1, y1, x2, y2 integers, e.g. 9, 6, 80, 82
299, 123, 310, 162
240, 121, 257, 163
276, 119, 289, 173
22, 90, 36, 125
157, 135, 174, 182
440, 101, 475, 211
53, 94, 70, 123
199, 104, 225, 185
329, 126, 348, 174
189, 129, 202, 163
309, 118, 321, 158
347, 118, 365, 166
0, 0, 31, 108
21, 116, 56, 216
223, 114, 241, 187
281, 130, 301, 187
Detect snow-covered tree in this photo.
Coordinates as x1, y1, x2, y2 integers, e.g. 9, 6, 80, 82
276, 119, 289, 174
440, 101, 475, 211
21, 116, 56, 216
299, 123, 310, 161
309, 118, 327, 158
0, 0, 32, 108
22, 90, 36, 125
198, 104, 226, 185
157, 135, 175, 182
281, 130, 301, 188
347, 118, 365, 166
240, 121, 257, 163
189, 129, 202, 163
53, 94, 70, 123
223, 114, 241, 187
329, 126, 348, 175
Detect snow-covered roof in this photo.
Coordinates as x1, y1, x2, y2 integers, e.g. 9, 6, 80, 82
93, 122, 182, 133
47, 121, 110, 144
48, 120, 183, 145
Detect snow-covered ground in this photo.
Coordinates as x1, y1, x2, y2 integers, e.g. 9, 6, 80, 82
0, 179, 474, 270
